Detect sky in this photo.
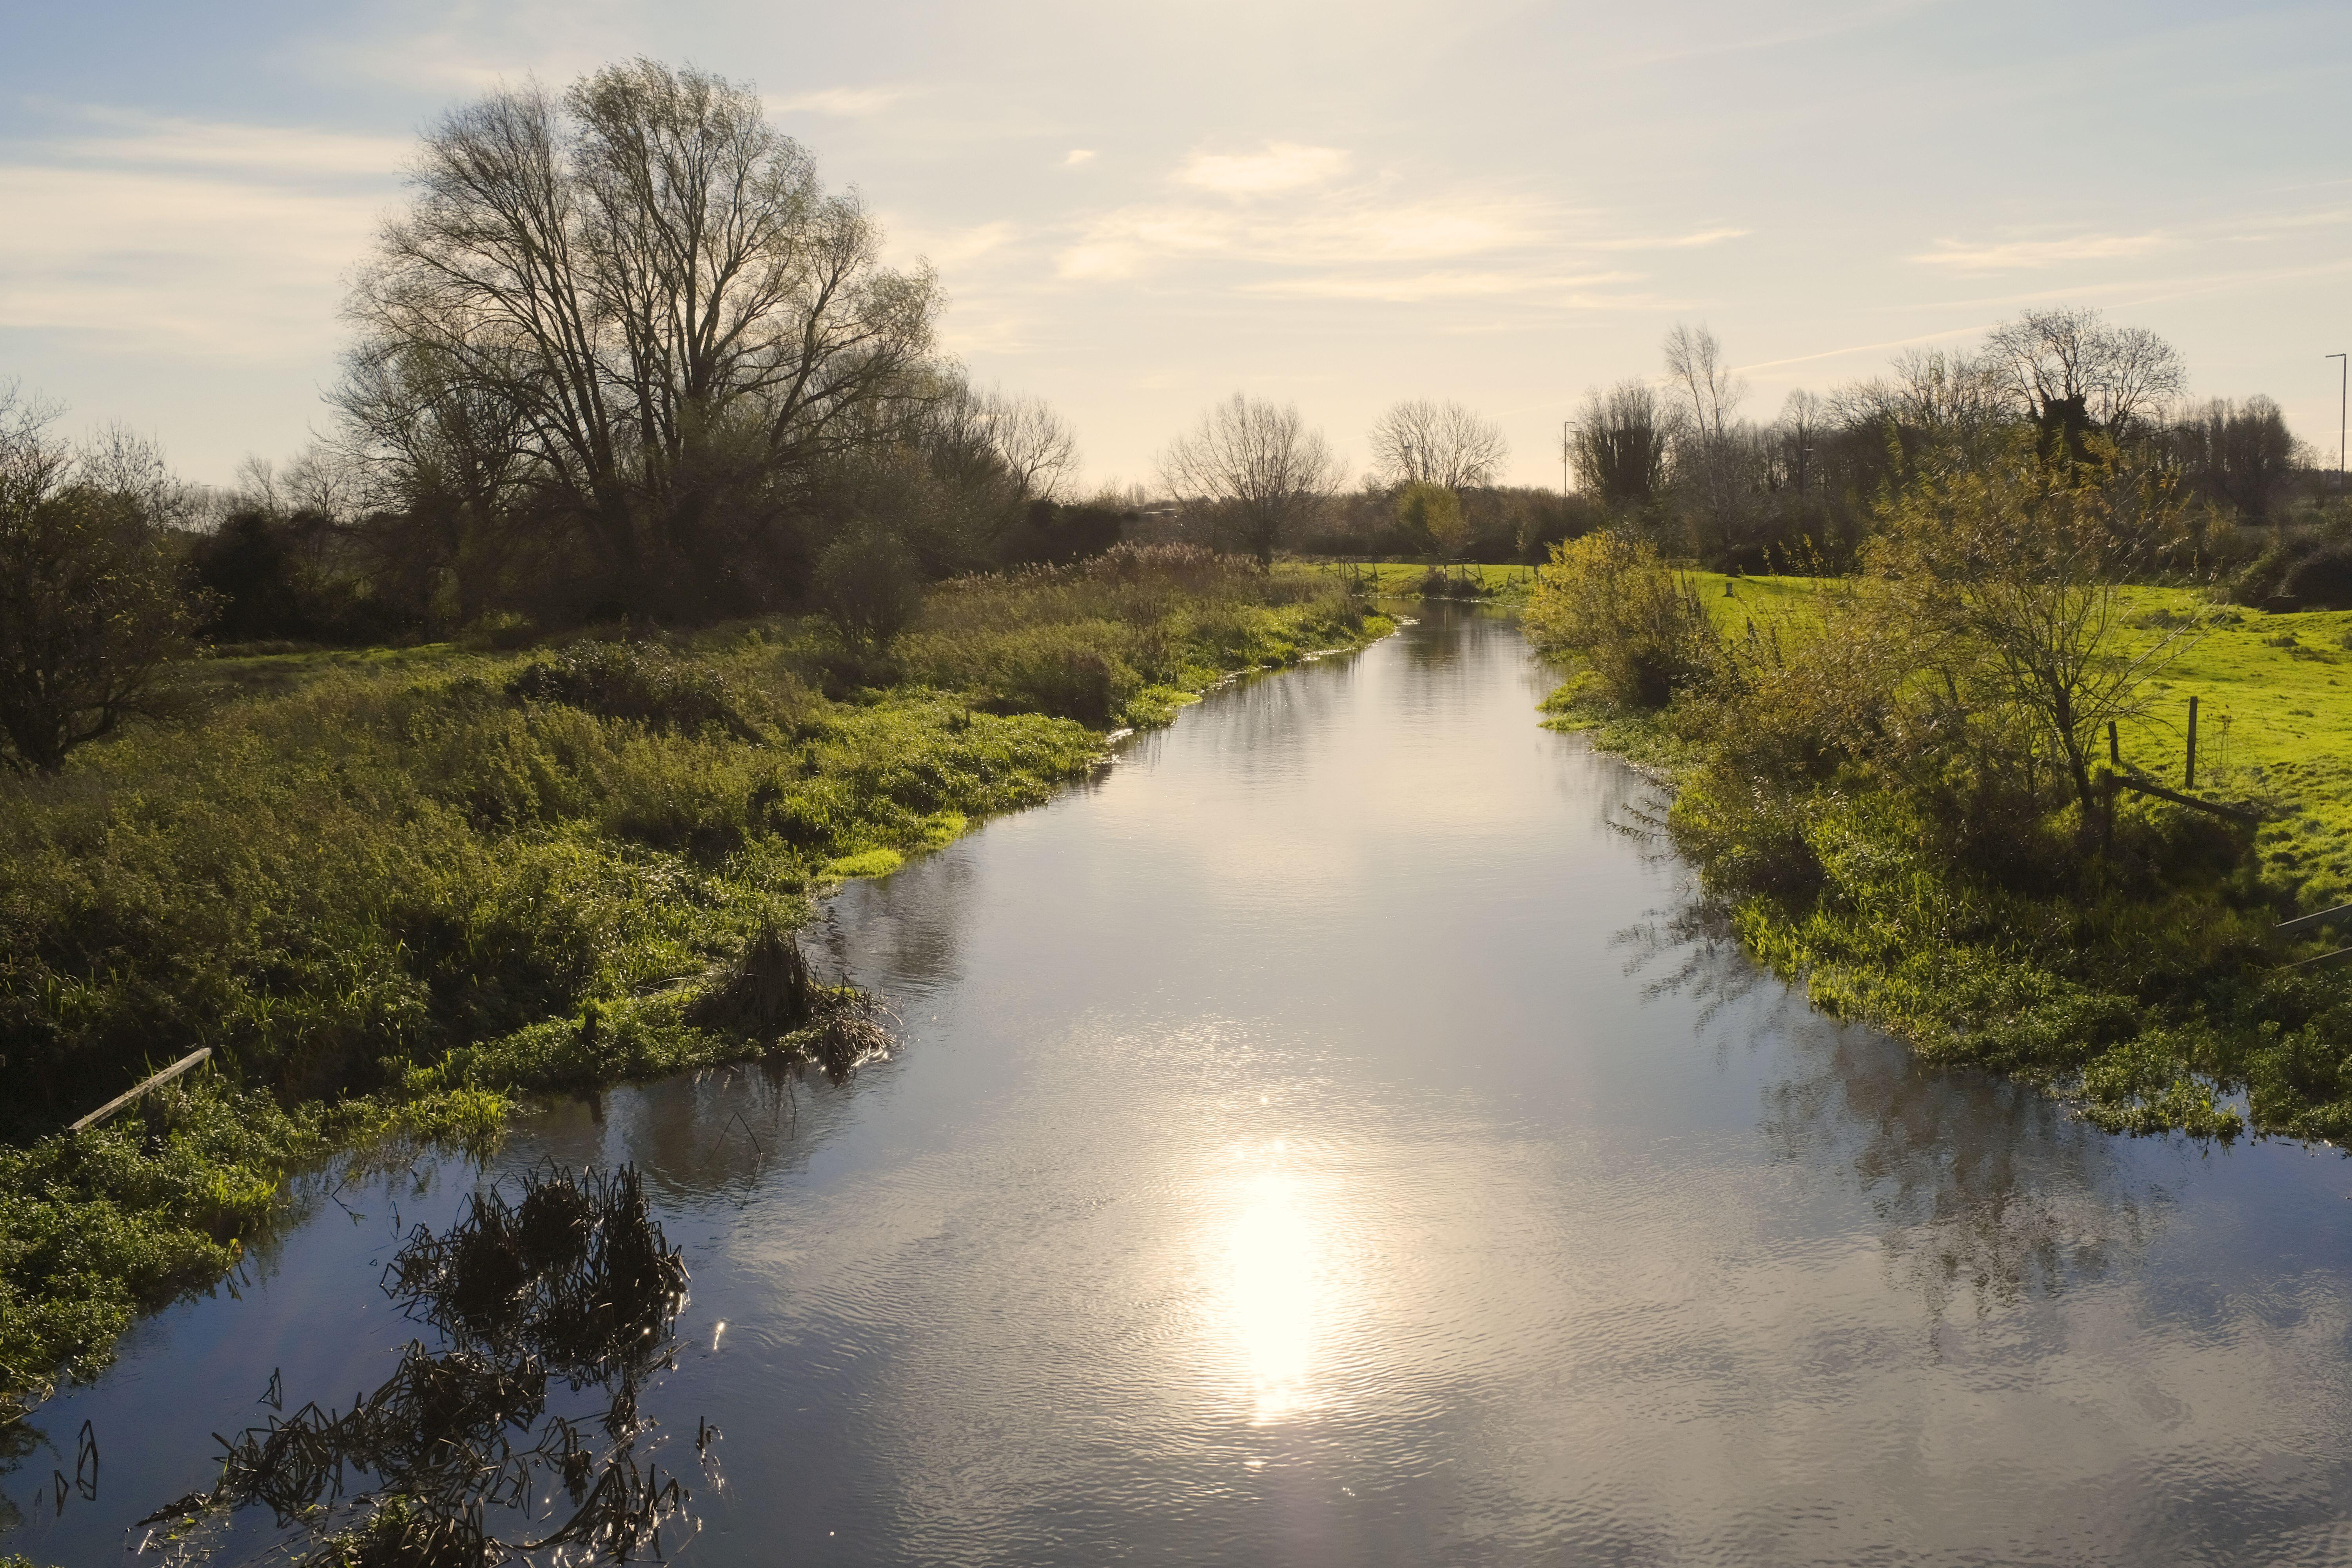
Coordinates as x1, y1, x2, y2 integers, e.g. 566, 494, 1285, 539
4, 0, 2350, 492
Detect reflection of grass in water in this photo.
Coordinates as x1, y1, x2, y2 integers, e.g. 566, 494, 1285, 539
138, 1161, 704, 1566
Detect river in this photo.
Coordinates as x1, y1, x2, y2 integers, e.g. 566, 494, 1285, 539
12, 605, 2352, 1565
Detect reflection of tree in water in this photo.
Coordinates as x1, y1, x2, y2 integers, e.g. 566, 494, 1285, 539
137, 1162, 708, 1565
1767, 1020, 2167, 1320
1621, 894, 2169, 1321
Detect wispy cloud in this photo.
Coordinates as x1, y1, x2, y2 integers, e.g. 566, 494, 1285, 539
1909, 232, 2167, 272
1581, 227, 1751, 251
1057, 187, 1547, 281
0, 164, 378, 358
768, 85, 909, 118
1174, 143, 1349, 197
1063, 149, 1097, 167
918, 221, 1018, 269
1240, 270, 1646, 304
60, 112, 410, 180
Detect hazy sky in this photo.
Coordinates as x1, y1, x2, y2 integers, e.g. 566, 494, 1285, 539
5, 0, 2350, 491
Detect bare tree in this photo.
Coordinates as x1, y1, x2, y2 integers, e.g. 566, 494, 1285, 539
0, 388, 203, 773
1832, 348, 2009, 446
986, 392, 1079, 502
1772, 389, 1826, 494
334, 338, 538, 624
1664, 323, 1744, 444
924, 380, 1078, 507
1368, 399, 1508, 490
1160, 395, 1344, 566
1569, 382, 1671, 505
348, 59, 941, 614
1982, 307, 2185, 441
1661, 322, 1759, 557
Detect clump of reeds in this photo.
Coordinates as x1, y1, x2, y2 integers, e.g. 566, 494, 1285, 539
691, 918, 815, 1038
383, 1163, 688, 1383
691, 918, 895, 1083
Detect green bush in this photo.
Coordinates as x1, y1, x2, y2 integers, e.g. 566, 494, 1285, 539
1524, 532, 1716, 709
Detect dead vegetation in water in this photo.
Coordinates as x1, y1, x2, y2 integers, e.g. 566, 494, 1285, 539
134, 1162, 705, 1566
690, 918, 895, 1083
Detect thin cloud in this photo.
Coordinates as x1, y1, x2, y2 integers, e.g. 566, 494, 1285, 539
1910, 232, 2167, 272
1732, 325, 1992, 376
0, 164, 377, 358
920, 220, 1018, 269
62, 113, 410, 180
1174, 143, 1349, 196
1609, 0, 1938, 68
1064, 149, 1097, 167
768, 85, 908, 117
1581, 227, 1751, 251
1241, 270, 1644, 303
1057, 189, 1548, 281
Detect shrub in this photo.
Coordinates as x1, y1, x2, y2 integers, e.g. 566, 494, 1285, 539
2280, 545, 2352, 610
815, 526, 923, 652
1524, 532, 1716, 709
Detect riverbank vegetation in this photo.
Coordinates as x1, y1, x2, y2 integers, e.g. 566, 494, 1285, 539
1530, 315, 2352, 1144
0, 548, 1385, 1403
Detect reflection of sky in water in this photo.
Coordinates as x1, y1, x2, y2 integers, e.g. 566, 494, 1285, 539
20, 606, 2352, 1568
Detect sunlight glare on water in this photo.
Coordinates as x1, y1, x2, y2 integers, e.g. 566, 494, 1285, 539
1219, 1142, 1331, 1423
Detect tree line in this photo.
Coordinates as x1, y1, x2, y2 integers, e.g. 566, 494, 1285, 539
1563, 310, 2317, 578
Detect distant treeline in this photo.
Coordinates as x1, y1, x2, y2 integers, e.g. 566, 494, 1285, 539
1251, 312, 2330, 584
1541, 312, 2328, 586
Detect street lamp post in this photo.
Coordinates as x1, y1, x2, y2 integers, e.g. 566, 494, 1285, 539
2331, 353, 2348, 493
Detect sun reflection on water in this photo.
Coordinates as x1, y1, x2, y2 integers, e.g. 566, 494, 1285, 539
1221, 1139, 1334, 1423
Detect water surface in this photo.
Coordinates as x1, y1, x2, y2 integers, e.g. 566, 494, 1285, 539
14, 607, 2352, 1565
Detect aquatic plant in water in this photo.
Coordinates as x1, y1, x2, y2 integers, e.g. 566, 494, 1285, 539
136, 1162, 704, 1565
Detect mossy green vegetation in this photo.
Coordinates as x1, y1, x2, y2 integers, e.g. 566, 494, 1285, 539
1531, 504, 2352, 1149
0, 547, 1389, 1404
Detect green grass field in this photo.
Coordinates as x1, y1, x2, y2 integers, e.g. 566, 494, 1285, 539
1285, 561, 1539, 598
1702, 574, 2352, 911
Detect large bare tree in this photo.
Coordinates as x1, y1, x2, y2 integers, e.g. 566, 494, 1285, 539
1367, 399, 1508, 491
1160, 395, 1344, 566
1982, 307, 2184, 441
347, 59, 941, 614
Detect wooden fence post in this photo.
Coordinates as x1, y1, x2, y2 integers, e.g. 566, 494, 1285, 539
2186, 695, 2199, 790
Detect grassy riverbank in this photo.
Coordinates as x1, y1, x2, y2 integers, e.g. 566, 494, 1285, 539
1536, 552, 2352, 1147
0, 548, 1390, 1404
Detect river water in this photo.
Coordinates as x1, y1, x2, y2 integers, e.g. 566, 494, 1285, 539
14, 606, 2352, 1565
